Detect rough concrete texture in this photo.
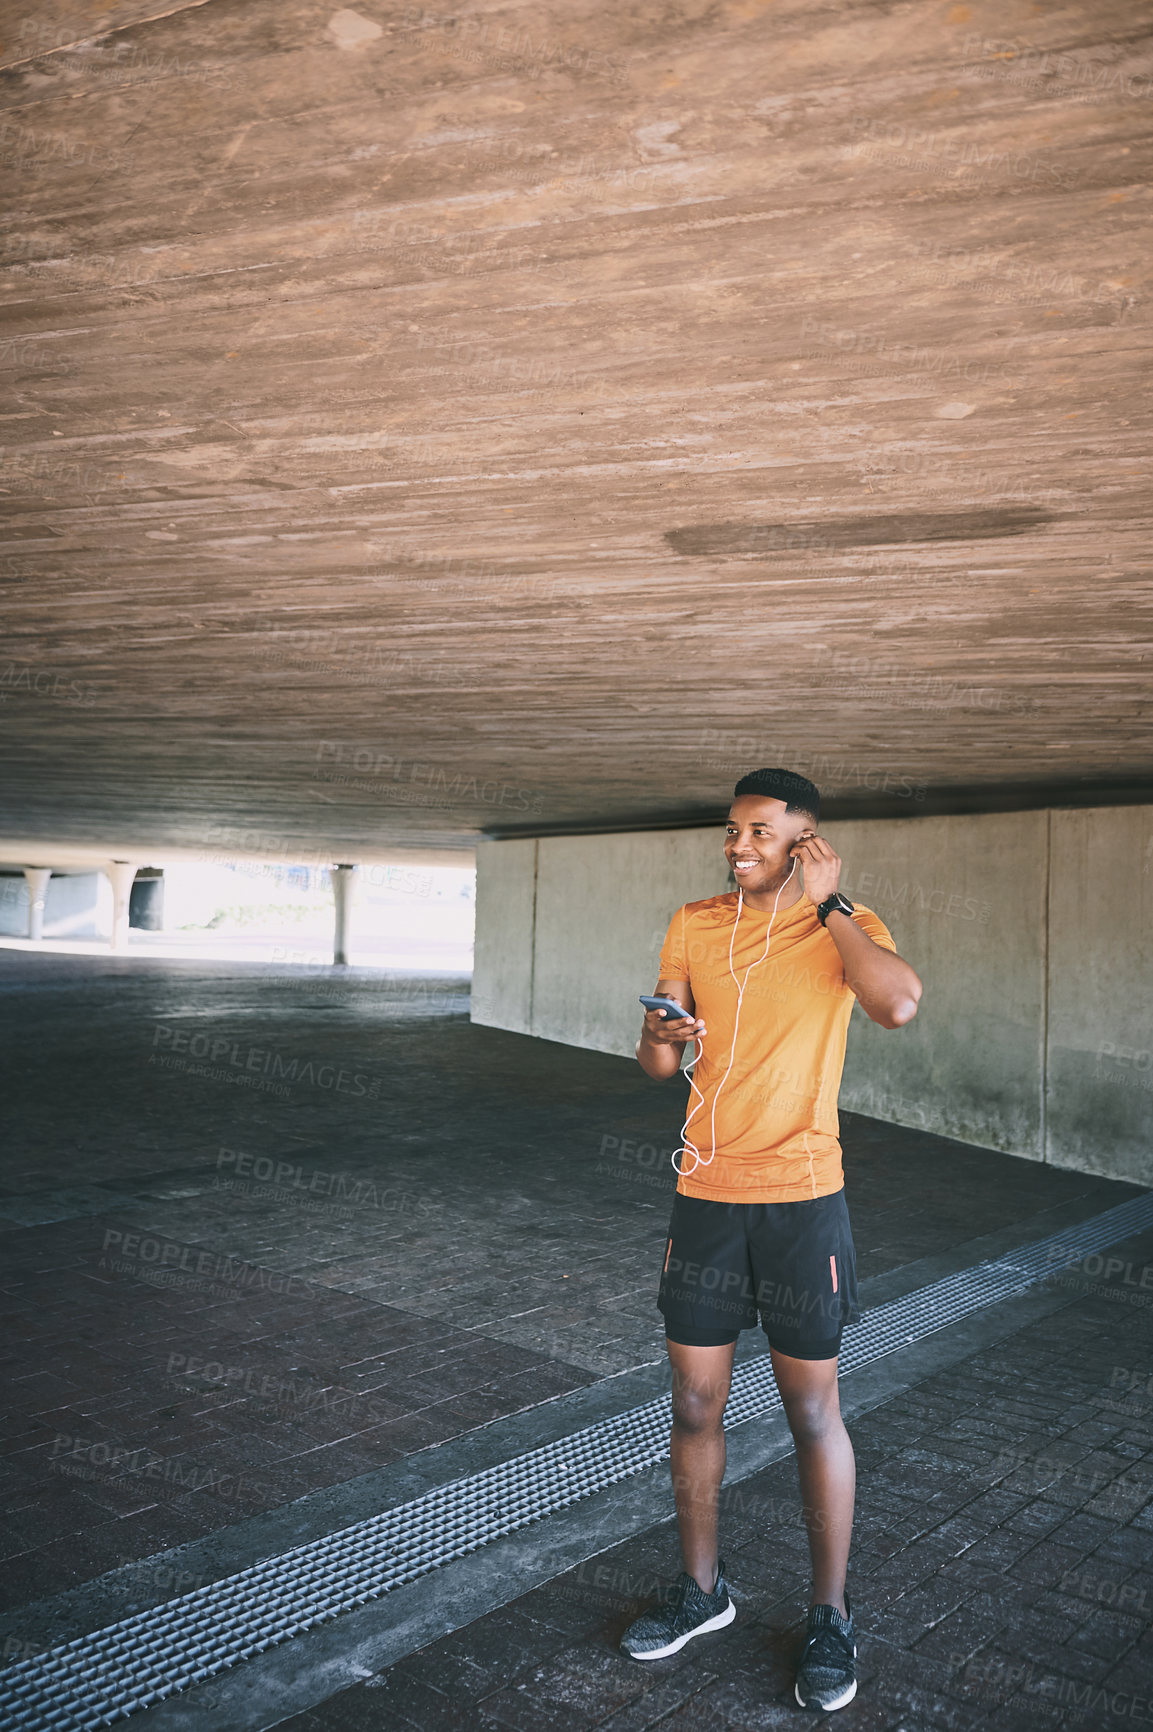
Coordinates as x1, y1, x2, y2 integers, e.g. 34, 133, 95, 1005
472, 805, 1152, 1182
1, 2, 1151, 860
1047, 806, 1153, 1186
828, 810, 1047, 1161
471, 837, 538, 1033
472, 828, 733, 1047
531, 829, 733, 1052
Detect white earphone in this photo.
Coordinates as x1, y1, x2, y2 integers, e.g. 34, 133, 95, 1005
672, 857, 797, 1178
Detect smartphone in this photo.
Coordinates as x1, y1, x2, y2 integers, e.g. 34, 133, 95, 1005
639, 994, 694, 1021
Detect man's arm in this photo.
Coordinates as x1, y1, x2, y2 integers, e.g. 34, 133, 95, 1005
790, 832, 923, 1029
636, 977, 706, 1079
823, 912, 922, 1028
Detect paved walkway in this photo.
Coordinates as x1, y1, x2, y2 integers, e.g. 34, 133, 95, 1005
2, 949, 1150, 1729
272, 1246, 1153, 1731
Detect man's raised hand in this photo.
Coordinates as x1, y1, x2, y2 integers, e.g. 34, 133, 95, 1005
790, 830, 842, 909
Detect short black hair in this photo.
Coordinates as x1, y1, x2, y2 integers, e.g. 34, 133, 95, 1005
732, 767, 820, 825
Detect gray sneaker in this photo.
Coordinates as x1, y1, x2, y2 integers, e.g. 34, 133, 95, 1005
794, 1595, 857, 1710
620, 1560, 735, 1660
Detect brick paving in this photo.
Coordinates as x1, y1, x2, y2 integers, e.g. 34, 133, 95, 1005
275, 1248, 1153, 1731
2, 946, 1150, 1729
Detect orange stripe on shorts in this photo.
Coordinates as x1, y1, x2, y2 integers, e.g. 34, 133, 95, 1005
664, 1238, 673, 1273
829, 1253, 838, 1294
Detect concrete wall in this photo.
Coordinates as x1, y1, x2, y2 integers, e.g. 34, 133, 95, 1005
1046, 807, 1153, 1185
471, 832, 733, 1046
531, 832, 733, 1054
471, 839, 538, 1033
827, 811, 1047, 1162
472, 806, 1152, 1185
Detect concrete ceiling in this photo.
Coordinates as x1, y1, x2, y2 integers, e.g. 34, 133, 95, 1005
1, 0, 1151, 864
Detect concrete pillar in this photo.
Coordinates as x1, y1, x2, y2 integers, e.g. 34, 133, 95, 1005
103, 861, 136, 952
332, 864, 356, 966
22, 867, 51, 941
129, 868, 165, 931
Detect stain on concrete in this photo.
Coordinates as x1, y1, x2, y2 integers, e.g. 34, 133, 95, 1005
664, 509, 1056, 557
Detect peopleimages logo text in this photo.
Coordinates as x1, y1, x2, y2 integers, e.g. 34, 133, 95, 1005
149, 1025, 383, 1096
316, 743, 544, 812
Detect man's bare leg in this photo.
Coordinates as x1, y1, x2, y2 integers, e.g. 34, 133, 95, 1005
666, 1337, 737, 1593
769, 1345, 855, 1615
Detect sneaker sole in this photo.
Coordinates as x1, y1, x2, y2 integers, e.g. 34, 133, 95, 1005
623, 1598, 736, 1660
795, 1676, 858, 1711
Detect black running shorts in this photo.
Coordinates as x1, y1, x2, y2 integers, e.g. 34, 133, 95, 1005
657, 1187, 861, 1361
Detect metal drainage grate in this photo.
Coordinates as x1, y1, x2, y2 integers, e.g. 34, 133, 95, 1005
3, 1191, 1151, 1731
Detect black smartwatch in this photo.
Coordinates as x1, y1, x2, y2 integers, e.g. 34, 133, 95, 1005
816, 891, 855, 927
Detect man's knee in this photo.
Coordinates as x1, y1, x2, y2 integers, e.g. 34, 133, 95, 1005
782, 1388, 840, 1444
672, 1377, 729, 1434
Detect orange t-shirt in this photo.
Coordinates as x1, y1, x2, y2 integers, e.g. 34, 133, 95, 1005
658, 892, 896, 1204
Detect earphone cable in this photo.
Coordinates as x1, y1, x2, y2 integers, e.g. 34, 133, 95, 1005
672, 859, 797, 1178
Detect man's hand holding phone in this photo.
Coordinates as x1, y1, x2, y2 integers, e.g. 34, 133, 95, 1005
638, 994, 706, 1047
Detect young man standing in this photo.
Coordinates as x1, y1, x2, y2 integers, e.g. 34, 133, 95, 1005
621, 767, 923, 1711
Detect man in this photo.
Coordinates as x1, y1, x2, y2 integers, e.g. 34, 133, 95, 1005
620, 767, 923, 1711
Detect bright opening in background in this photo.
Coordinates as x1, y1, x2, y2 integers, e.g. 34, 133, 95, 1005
163, 861, 475, 971
0, 862, 475, 972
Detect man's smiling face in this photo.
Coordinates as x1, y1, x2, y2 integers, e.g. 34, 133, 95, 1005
724, 794, 814, 895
